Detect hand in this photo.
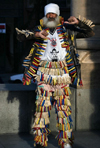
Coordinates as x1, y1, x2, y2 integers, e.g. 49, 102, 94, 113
35, 30, 49, 39
64, 16, 79, 25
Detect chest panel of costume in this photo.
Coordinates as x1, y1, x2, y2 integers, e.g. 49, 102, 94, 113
40, 30, 66, 61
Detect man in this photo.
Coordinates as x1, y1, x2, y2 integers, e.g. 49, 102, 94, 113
16, 3, 94, 148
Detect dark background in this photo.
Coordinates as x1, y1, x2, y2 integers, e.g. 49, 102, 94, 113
0, 0, 70, 80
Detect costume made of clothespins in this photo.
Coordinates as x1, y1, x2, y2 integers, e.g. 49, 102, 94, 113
16, 15, 94, 148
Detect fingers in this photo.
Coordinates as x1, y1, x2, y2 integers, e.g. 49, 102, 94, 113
64, 21, 77, 25
39, 33, 48, 39
64, 21, 75, 24
64, 21, 69, 24
64, 16, 79, 25
41, 30, 48, 36
39, 30, 48, 39
35, 30, 49, 39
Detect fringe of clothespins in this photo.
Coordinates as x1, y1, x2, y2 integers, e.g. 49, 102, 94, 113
78, 15, 95, 29
55, 93, 74, 148
33, 127, 51, 147
22, 23, 83, 87
32, 95, 73, 147
66, 50, 83, 86
33, 84, 73, 148
39, 59, 67, 68
32, 91, 52, 147
15, 27, 34, 38
34, 72, 71, 85
22, 16, 95, 87
37, 86, 71, 97
20, 16, 97, 148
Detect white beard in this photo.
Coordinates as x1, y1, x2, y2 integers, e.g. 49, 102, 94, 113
43, 16, 60, 28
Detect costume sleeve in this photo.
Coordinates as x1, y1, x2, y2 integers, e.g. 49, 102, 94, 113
15, 28, 35, 42
22, 45, 38, 85
75, 17, 95, 38
64, 17, 95, 87
16, 25, 43, 85
64, 16, 95, 39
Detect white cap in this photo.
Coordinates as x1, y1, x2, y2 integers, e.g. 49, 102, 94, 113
44, 3, 60, 16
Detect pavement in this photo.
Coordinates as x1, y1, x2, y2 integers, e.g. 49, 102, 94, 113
0, 131, 100, 148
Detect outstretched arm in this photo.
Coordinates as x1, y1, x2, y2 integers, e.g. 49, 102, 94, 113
64, 16, 95, 38
15, 28, 36, 42
16, 27, 49, 42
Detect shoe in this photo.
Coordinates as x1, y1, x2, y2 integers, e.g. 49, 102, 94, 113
36, 144, 45, 148
66, 131, 71, 138
64, 143, 72, 148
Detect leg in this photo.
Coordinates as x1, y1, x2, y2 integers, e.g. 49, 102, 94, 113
32, 84, 52, 147
54, 86, 74, 148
